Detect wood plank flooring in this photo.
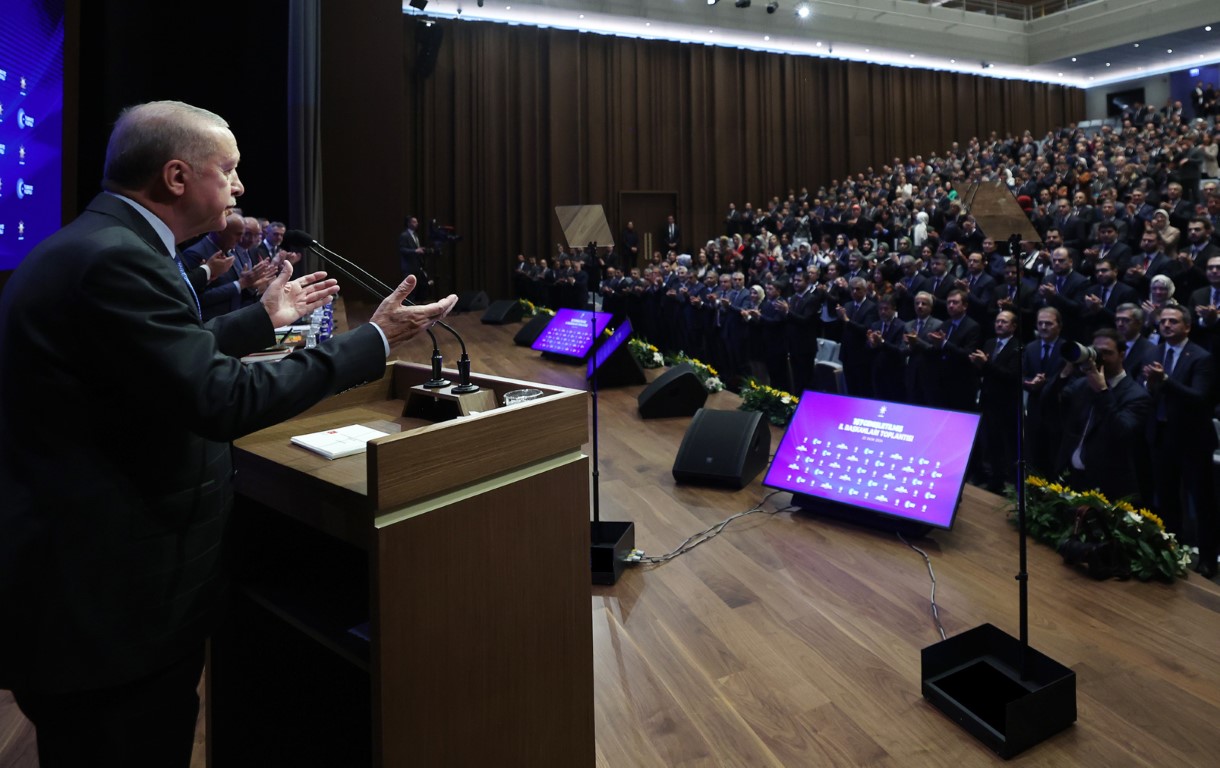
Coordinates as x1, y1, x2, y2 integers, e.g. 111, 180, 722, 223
3, 306, 1218, 767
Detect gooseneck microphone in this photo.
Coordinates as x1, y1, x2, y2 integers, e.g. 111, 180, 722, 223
282, 229, 478, 393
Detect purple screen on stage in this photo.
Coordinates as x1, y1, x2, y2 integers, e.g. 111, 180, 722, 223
763, 393, 981, 529
587, 318, 632, 378
0, 0, 65, 270
531, 309, 611, 358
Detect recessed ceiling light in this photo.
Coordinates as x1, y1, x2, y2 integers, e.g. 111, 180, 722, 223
1071, 57, 1077, 62
1134, 43, 1140, 48
578, 14, 584, 18
1106, 62, 1111, 67
1057, 72, 1063, 76
1138, 67, 1143, 71
949, 58, 956, 63
865, 48, 870, 52
764, 35, 770, 41
1167, 49, 1173, 53
1207, 26, 1213, 32
910, 54, 916, 58
815, 41, 822, 47
645, 22, 650, 26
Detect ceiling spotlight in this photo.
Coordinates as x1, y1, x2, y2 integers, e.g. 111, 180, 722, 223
949, 58, 956, 63
766, 1, 779, 13
1167, 48, 1173, 53
735, 0, 751, 7
1133, 43, 1140, 48
1206, 26, 1213, 32
1071, 57, 1077, 62
408, 0, 427, 9
795, 3, 811, 18
477, 0, 483, 6
708, 0, 718, 5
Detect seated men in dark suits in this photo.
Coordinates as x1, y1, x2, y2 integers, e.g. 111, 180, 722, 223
1141, 305, 1218, 577
970, 310, 1021, 492
0, 100, 459, 767
1043, 328, 1151, 505
1123, 230, 1179, 297
1175, 217, 1218, 299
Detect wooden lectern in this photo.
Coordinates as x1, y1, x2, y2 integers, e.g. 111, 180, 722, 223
207, 361, 594, 767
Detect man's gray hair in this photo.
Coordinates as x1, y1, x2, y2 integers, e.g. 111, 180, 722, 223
103, 101, 229, 192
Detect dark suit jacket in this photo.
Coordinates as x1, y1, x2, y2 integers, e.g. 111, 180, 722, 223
933, 315, 982, 409
1080, 280, 1139, 337
837, 299, 879, 367
1047, 373, 1151, 502
1144, 341, 1217, 451
1123, 336, 1159, 378
0, 194, 388, 695
978, 336, 1021, 414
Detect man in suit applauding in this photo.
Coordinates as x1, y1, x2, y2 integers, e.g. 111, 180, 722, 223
1141, 305, 1218, 577
0, 101, 458, 767
970, 310, 1021, 492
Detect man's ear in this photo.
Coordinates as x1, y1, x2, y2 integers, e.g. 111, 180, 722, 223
162, 159, 190, 198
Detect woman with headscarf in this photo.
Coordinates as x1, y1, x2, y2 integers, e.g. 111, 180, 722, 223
1149, 209, 1181, 257
912, 210, 930, 248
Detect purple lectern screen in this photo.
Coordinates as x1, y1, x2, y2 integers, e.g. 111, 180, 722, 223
763, 393, 981, 529
531, 309, 611, 358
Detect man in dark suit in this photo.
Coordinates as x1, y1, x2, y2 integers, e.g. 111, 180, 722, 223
1115, 303, 1159, 378
903, 291, 944, 405
970, 310, 1022, 492
1052, 198, 1088, 253
1036, 248, 1092, 343
0, 101, 458, 767
1080, 258, 1138, 338
661, 214, 681, 255
1043, 328, 1151, 505
1189, 253, 1220, 354
1142, 305, 1218, 577
1085, 220, 1133, 276
181, 213, 273, 320
1023, 307, 1067, 475
957, 251, 997, 337
892, 255, 929, 322
1123, 230, 1179, 296
781, 270, 823, 394
1176, 218, 1219, 300
926, 289, 981, 411
866, 294, 908, 403
925, 254, 956, 319
836, 277, 879, 397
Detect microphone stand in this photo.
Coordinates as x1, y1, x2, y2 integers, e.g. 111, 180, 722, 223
918, 233, 1076, 759
291, 234, 479, 393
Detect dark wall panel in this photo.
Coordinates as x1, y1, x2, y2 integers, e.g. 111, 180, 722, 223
402, 20, 1083, 299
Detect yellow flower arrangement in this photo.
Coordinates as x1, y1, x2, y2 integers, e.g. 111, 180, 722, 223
1010, 475, 1189, 582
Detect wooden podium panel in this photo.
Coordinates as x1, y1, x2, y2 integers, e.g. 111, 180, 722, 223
213, 362, 594, 767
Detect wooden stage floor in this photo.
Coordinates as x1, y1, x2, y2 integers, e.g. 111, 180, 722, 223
3, 306, 1219, 767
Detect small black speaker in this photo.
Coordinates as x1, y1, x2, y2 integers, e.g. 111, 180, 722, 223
455, 290, 489, 312
672, 409, 771, 489
481, 299, 524, 325
513, 313, 552, 347
637, 364, 708, 419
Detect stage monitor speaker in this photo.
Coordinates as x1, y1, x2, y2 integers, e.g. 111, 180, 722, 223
455, 290, 489, 313
481, 299, 524, 325
672, 409, 770, 489
513, 314, 551, 347
637, 364, 707, 419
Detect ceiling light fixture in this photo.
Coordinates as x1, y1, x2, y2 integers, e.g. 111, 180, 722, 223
795, 3, 811, 18
766, 1, 779, 13
735, 0, 751, 7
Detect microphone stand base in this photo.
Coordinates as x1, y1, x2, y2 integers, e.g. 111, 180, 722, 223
450, 383, 480, 394
403, 383, 496, 421
422, 378, 451, 389
591, 520, 634, 586
921, 624, 1076, 759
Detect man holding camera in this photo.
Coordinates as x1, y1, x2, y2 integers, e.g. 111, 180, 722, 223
1043, 329, 1151, 505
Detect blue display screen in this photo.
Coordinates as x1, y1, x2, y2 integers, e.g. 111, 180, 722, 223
0, 0, 65, 270
531, 308, 611, 358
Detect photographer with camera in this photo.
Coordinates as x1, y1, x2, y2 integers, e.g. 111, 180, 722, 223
1042, 328, 1152, 506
